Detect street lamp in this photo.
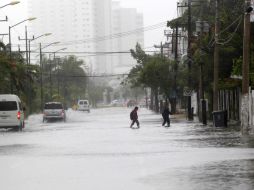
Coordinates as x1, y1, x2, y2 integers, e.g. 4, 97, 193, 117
9, 17, 36, 59
28, 33, 52, 64
9, 17, 36, 93
39, 41, 60, 111
0, 1, 20, 9
0, 1, 20, 38
52, 48, 67, 99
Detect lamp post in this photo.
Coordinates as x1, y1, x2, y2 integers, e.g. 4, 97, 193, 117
28, 33, 52, 65
51, 48, 67, 99
9, 17, 36, 59
8, 17, 36, 93
39, 42, 60, 111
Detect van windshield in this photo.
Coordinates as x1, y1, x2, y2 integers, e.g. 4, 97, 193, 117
79, 101, 88, 105
44, 103, 63, 109
0, 101, 18, 111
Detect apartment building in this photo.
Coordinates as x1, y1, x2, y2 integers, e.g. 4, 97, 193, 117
28, 0, 144, 74
112, 1, 144, 74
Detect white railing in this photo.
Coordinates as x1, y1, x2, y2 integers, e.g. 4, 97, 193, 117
248, 90, 254, 126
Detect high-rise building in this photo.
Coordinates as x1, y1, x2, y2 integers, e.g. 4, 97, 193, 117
27, 0, 144, 74
112, 1, 144, 74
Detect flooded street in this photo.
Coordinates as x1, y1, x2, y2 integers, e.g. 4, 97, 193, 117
0, 107, 254, 190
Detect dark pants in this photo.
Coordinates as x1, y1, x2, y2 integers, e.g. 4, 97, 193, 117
162, 116, 170, 127
130, 119, 140, 128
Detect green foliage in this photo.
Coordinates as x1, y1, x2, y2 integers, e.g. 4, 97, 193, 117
0, 43, 39, 109
41, 55, 87, 108
126, 43, 189, 102
232, 57, 242, 76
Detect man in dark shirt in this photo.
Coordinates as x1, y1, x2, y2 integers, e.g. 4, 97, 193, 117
162, 105, 171, 127
130, 106, 140, 128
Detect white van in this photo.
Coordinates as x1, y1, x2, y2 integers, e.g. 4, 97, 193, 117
77, 100, 90, 112
0, 94, 25, 131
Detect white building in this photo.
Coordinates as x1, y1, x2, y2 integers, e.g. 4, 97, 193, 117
28, 0, 110, 73
28, 0, 144, 74
112, 1, 144, 74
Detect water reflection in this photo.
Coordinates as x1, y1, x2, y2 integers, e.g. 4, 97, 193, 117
144, 159, 254, 190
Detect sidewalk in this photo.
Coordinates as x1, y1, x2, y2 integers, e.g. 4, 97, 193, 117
169, 112, 241, 130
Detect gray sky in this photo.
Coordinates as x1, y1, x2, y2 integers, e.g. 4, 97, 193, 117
118, 0, 178, 48
0, 0, 178, 49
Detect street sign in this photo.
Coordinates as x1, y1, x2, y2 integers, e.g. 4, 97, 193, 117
183, 87, 193, 96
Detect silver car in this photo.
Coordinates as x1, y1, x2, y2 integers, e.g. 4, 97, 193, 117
43, 102, 66, 122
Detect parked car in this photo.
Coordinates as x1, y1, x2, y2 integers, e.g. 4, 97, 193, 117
127, 100, 137, 107
139, 99, 147, 108
111, 99, 119, 106
43, 102, 66, 122
110, 99, 125, 107
77, 100, 90, 112
0, 94, 25, 131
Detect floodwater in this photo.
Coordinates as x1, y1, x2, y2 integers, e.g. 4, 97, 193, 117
0, 107, 254, 190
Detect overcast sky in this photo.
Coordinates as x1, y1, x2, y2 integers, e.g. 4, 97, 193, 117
118, 0, 178, 48
0, 0, 178, 48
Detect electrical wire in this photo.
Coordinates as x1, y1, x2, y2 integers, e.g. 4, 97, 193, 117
12, 21, 167, 47
217, 16, 243, 45
207, 15, 243, 48
40, 72, 131, 78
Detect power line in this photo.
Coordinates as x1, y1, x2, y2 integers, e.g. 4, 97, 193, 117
41, 72, 131, 78
12, 21, 167, 47
26, 50, 157, 54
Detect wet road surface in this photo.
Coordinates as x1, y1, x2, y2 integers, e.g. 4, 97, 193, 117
0, 107, 254, 190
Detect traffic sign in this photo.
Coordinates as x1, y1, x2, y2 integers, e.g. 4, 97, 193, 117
183, 87, 193, 96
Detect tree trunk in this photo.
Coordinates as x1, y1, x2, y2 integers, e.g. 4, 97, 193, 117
154, 87, 159, 113
150, 89, 154, 110
171, 98, 177, 114
168, 98, 176, 114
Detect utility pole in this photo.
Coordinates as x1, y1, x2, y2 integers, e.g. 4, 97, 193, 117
57, 57, 60, 99
25, 26, 28, 65
54, 52, 58, 99
39, 43, 43, 111
50, 53, 53, 100
213, 0, 220, 112
173, 23, 179, 114
196, 0, 208, 125
18, 26, 34, 65
187, 0, 193, 120
8, 26, 13, 93
154, 42, 164, 113
175, 0, 193, 120
241, 0, 252, 134
18, 26, 34, 114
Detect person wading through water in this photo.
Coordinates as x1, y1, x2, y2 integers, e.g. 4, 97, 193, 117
130, 106, 140, 129
162, 105, 172, 127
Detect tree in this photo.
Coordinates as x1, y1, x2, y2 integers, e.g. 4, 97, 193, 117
32, 55, 88, 109
0, 42, 39, 114
126, 43, 183, 113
